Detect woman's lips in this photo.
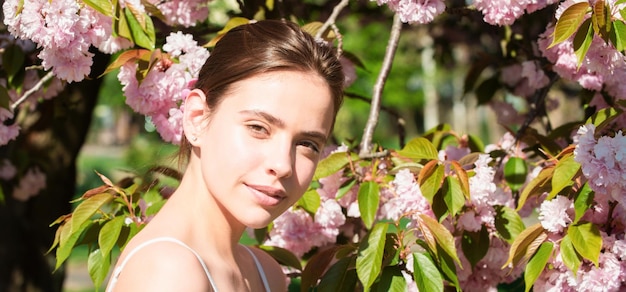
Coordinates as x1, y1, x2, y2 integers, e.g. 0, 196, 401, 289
246, 184, 286, 207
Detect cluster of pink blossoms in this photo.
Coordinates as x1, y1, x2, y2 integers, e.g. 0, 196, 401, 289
538, 0, 626, 99
574, 124, 626, 211
473, 0, 559, 26
373, 0, 446, 24
0, 160, 47, 202
117, 32, 209, 143
2, 0, 132, 83
147, 0, 208, 27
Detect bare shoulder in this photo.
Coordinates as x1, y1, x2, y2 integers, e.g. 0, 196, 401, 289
247, 246, 289, 291
107, 238, 211, 292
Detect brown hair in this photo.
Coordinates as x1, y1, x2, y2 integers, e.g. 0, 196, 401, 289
179, 19, 345, 163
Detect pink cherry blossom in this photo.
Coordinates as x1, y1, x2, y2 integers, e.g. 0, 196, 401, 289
374, 0, 446, 24
12, 167, 46, 202
538, 195, 573, 233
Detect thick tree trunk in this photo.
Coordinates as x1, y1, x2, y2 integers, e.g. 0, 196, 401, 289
0, 52, 109, 292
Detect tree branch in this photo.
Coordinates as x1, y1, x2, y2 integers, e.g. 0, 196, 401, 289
359, 14, 402, 156
315, 0, 350, 40
10, 71, 55, 112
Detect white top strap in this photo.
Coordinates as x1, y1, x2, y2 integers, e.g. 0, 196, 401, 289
106, 237, 218, 292
242, 245, 271, 292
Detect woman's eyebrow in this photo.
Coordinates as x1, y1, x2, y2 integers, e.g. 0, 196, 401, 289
239, 109, 328, 142
239, 110, 285, 127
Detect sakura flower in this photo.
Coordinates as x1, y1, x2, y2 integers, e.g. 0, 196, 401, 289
12, 167, 46, 202
538, 195, 573, 233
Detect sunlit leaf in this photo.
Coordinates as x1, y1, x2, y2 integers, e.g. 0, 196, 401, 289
356, 223, 388, 290
585, 107, 621, 129
302, 21, 337, 42
296, 189, 321, 215
417, 214, 461, 267
450, 161, 470, 199
549, 154, 581, 199
517, 166, 553, 211
314, 151, 358, 180
442, 176, 465, 216
502, 223, 546, 269
98, 216, 124, 258
550, 2, 590, 47
55, 221, 91, 270
70, 193, 114, 234
560, 234, 582, 274
358, 181, 380, 229
504, 157, 528, 192
82, 0, 115, 17
417, 160, 444, 203
205, 17, 251, 47
610, 20, 626, 51
568, 222, 602, 266
573, 18, 594, 67
100, 49, 151, 77
397, 137, 439, 161
124, 7, 155, 49
88, 248, 111, 288
524, 242, 553, 292
573, 183, 594, 224
494, 205, 526, 243
413, 252, 444, 292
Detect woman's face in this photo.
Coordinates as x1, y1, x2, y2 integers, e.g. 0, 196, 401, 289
193, 70, 335, 228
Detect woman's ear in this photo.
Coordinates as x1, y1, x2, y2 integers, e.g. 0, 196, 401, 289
183, 89, 209, 146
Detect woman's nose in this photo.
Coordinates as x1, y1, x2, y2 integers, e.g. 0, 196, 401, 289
266, 141, 294, 178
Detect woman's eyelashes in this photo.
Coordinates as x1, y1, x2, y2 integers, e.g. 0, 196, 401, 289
297, 140, 320, 153
247, 123, 270, 137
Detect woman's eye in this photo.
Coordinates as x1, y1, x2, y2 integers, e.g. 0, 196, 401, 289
298, 141, 320, 153
247, 124, 269, 135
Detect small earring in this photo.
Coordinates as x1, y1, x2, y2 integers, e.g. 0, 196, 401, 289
190, 135, 198, 141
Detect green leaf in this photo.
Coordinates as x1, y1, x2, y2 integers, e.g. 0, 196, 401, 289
374, 266, 407, 292
610, 20, 626, 51
0, 86, 10, 110
296, 189, 321, 214
442, 176, 465, 216
502, 223, 546, 269
504, 157, 528, 192
417, 214, 461, 267
314, 151, 358, 180
573, 183, 594, 224
318, 256, 358, 291
358, 181, 380, 229
88, 248, 111, 288
82, 0, 115, 17
124, 7, 155, 50
573, 18, 594, 68
550, 2, 590, 47
585, 107, 621, 128
206, 17, 252, 47
461, 225, 490, 268
356, 222, 388, 290
524, 242, 553, 292
413, 252, 444, 292
259, 245, 302, 271
417, 160, 444, 203
98, 216, 124, 258
54, 223, 83, 270
494, 205, 526, 243
560, 234, 582, 274
568, 222, 602, 266
2, 44, 24, 82
517, 166, 553, 211
70, 193, 113, 234
336, 179, 357, 200
397, 137, 439, 161
549, 154, 581, 199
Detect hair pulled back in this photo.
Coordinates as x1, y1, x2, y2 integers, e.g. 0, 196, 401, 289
179, 19, 344, 161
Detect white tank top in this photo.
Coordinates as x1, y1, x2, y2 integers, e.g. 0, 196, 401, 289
106, 237, 271, 292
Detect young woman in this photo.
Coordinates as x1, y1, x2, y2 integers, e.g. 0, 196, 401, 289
106, 19, 345, 291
